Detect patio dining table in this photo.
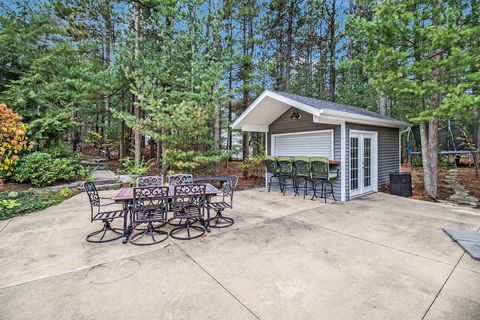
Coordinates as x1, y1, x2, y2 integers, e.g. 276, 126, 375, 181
112, 183, 222, 243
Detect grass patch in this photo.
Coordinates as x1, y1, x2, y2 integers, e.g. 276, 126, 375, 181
0, 188, 75, 220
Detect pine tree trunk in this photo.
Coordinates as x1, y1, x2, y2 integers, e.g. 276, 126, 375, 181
378, 94, 387, 116
103, 3, 112, 152
133, 2, 141, 166
427, 119, 439, 198
155, 140, 162, 169
419, 122, 435, 198
119, 93, 126, 159
328, 0, 336, 102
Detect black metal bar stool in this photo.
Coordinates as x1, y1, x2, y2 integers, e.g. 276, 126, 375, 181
293, 156, 313, 199
277, 156, 295, 195
265, 156, 280, 192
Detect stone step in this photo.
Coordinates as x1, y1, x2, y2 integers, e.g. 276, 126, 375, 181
80, 161, 109, 170
93, 179, 120, 185
92, 170, 117, 180
77, 182, 122, 191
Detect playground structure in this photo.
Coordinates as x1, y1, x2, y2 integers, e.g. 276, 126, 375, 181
402, 124, 479, 167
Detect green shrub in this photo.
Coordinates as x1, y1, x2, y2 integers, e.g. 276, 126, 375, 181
13, 152, 88, 187
0, 189, 75, 220
120, 157, 153, 176
47, 143, 74, 158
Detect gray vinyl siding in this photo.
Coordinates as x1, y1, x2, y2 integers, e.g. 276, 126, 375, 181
346, 123, 399, 199
266, 108, 341, 199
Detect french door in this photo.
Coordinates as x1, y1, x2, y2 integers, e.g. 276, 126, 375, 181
349, 131, 377, 197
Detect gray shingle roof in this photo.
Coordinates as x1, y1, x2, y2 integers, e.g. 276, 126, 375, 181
272, 91, 401, 122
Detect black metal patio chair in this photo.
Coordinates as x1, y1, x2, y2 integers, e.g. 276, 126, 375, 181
167, 174, 193, 185
265, 156, 280, 192
170, 184, 207, 240
277, 156, 295, 195
206, 176, 238, 228
167, 174, 194, 226
136, 176, 164, 187
293, 156, 312, 199
84, 181, 126, 243
129, 186, 169, 245
310, 157, 338, 202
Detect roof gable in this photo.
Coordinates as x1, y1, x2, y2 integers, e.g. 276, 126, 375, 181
231, 90, 410, 131
272, 91, 400, 122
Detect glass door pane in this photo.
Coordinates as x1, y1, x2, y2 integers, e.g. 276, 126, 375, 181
363, 137, 371, 187
350, 137, 359, 191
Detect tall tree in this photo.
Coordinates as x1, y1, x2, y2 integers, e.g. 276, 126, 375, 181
352, 0, 480, 198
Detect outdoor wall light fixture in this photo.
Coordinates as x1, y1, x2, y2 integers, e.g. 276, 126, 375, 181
290, 108, 302, 120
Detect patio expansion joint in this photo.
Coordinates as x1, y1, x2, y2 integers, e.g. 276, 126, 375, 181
288, 216, 455, 267
420, 225, 480, 320
172, 241, 262, 320
0, 218, 13, 234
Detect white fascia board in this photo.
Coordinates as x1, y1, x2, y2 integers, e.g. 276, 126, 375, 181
241, 124, 269, 132
267, 91, 323, 117
320, 110, 411, 129
231, 90, 323, 130
231, 91, 269, 130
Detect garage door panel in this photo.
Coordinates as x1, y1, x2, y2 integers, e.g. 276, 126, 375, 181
272, 131, 333, 158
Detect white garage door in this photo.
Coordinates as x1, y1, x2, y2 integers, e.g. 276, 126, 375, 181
272, 130, 334, 158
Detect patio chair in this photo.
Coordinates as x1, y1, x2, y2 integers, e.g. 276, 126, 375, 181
167, 174, 194, 226
170, 184, 207, 240
277, 156, 295, 195
293, 156, 312, 199
136, 176, 164, 187
310, 157, 338, 202
84, 181, 126, 243
207, 176, 239, 228
167, 174, 193, 185
129, 186, 169, 245
265, 156, 280, 192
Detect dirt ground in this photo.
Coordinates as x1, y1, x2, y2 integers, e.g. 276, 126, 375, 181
456, 167, 480, 199
398, 164, 480, 202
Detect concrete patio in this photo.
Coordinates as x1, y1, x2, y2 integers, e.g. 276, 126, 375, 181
1, 189, 479, 320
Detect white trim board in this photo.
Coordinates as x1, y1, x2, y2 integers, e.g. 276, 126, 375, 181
348, 130, 378, 199
340, 121, 346, 201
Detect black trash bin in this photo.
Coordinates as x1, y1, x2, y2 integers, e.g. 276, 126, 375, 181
389, 172, 412, 197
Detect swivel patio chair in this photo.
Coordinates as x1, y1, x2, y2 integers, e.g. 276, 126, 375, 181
84, 181, 126, 243
293, 156, 312, 199
167, 174, 194, 226
310, 157, 338, 202
167, 174, 193, 186
129, 186, 169, 245
170, 184, 207, 240
136, 176, 164, 187
265, 156, 280, 192
207, 176, 238, 228
277, 156, 295, 195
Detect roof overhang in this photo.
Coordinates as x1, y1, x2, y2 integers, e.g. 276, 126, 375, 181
231, 90, 411, 132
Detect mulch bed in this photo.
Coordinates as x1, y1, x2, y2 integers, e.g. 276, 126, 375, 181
456, 167, 480, 200
390, 164, 452, 202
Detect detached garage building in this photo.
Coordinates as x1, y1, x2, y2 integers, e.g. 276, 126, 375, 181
231, 90, 410, 201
